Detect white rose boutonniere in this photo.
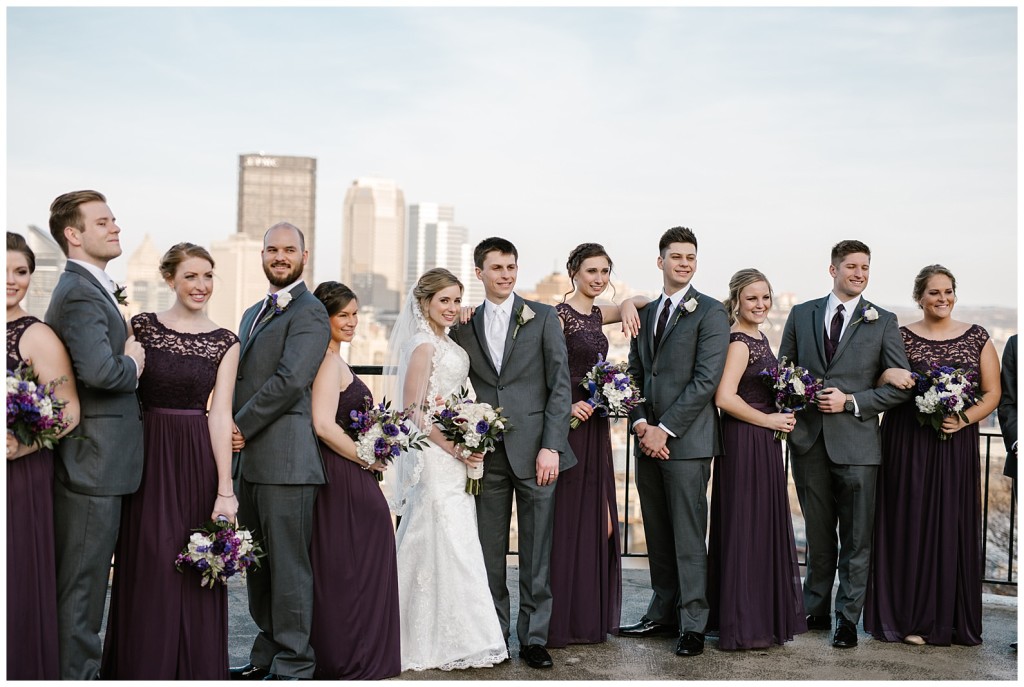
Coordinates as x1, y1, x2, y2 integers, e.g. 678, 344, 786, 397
513, 303, 535, 339
853, 304, 879, 325
682, 297, 699, 314
273, 291, 293, 314
113, 283, 129, 306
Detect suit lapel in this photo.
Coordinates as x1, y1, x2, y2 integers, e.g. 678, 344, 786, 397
646, 296, 661, 359
65, 262, 122, 317
659, 288, 693, 349
240, 283, 309, 359
812, 297, 828, 367
831, 300, 867, 365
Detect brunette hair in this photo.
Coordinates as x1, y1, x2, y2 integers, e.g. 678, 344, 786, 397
48, 190, 107, 256
659, 226, 698, 256
830, 239, 871, 265
7, 232, 36, 274
158, 242, 215, 281
564, 242, 615, 302
473, 237, 518, 269
414, 268, 463, 314
314, 281, 358, 316
912, 264, 957, 306
722, 268, 773, 325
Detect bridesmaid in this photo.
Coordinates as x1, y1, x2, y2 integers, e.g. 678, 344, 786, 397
6, 231, 80, 679
707, 268, 807, 650
101, 243, 239, 679
308, 281, 401, 679
548, 243, 645, 648
865, 264, 998, 646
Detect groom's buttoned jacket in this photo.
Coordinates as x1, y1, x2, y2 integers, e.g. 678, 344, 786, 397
233, 283, 330, 485
779, 296, 911, 466
450, 294, 576, 479
45, 261, 143, 495
627, 288, 730, 459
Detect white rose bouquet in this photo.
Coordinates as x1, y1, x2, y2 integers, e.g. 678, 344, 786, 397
348, 397, 428, 481
6, 362, 72, 451
174, 518, 265, 588
433, 389, 512, 494
759, 357, 824, 440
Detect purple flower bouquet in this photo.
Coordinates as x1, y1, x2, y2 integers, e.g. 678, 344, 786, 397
349, 397, 427, 481
174, 518, 265, 588
911, 362, 981, 441
6, 362, 71, 450
570, 355, 645, 429
760, 357, 824, 440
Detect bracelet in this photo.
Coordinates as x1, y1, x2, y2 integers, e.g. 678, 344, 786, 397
217, 491, 235, 498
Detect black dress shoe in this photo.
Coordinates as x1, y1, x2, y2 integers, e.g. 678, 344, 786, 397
832, 615, 858, 648
675, 632, 705, 657
230, 664, 270, 680
619, 616, 680, 638
806, 614, 831, 631
519, 644, 554, 669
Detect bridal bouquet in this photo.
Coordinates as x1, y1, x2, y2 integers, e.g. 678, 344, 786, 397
912, 363, 981, 441
6, 362, 72, 450
433, 389, 511, 494
760, 357, 824, 440
349, 397, 428, 481
570, 355, 645, 429
174, 518, 265, 588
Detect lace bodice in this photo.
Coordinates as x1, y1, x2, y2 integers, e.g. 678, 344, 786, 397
131, 313, 238, 410
410, 332, 470, 401
6, 316, 39, 371
556, 303, 609, 379
731, 331, 778, 410
901, 324, 989, 376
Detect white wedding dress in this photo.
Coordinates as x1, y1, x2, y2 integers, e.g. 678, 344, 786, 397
392, 331, 508, 672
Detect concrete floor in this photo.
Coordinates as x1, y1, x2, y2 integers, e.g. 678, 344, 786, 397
224, 565, 1019, 681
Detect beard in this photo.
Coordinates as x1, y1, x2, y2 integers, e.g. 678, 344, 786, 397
263, 260, 305, 288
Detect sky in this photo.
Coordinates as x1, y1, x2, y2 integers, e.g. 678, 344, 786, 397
5, 5, 1018, 308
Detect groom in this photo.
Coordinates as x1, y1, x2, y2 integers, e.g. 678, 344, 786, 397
449, 237, 575, 669
620, 226, 729, 658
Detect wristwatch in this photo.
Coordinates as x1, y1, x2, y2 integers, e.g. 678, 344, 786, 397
843, 395, 855, 413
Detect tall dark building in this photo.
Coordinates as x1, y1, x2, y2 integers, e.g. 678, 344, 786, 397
237, 153, 317, 284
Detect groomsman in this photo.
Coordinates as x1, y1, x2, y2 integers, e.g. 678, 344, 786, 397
998, 334, 1016, 650
229, 223, 330, 680
619, 227, 729, 657
44, 190, 146, 679
449, 237, 576, 669
779, 240, 911, 648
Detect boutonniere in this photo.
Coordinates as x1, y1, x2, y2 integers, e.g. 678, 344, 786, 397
852, 304, 878, 325
113, 284, 128, 306
273, 291, 293, 315
671, 295, 699, 327
513, 303, 535, 339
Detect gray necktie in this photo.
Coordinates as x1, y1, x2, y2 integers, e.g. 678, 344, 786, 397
488, 306, 507, 373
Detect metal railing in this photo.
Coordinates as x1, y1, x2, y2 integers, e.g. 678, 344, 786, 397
354, 366, 1017, 588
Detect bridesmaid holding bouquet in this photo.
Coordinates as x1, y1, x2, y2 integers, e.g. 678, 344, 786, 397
101, 243, 239, 679
707, 268, 807, 650
6, 232, 80, 679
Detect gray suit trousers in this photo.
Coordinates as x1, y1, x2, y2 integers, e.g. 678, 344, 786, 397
476, 445, 556, 646
53, 480, 123, 680
792, 434, 877, 623
635, 455, 712, 634
238, 479, 319, 678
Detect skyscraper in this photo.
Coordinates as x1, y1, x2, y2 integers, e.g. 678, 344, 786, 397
208, 233, 267, 331
406, 202, 481, 305
126, 234, 175, 316
236, 153, 316, 285
342, 178, 406, 312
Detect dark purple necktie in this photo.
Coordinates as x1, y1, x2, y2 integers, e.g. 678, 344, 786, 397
825, 303, 845, 363
653, 299, 672, 350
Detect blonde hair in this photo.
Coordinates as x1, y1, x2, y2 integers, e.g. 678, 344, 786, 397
414, 268, 463, 314
912, 264, 957, 307
723, 268, 773, 325
159, 242, 215, 280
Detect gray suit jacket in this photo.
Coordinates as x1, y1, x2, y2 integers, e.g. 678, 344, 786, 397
779, 296, 911, 465
44, 262, 144, 496
233, 283, 330, 485
627, 287, 730, 459
449, 294, 576, 479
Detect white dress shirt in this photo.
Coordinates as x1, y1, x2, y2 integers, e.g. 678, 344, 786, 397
825, 291, 863, 415
484, 298, 513, 373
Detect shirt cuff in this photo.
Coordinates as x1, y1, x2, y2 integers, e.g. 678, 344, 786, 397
658, 423, 677, 438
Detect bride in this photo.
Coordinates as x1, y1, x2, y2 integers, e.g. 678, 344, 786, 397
387, 268, 508, 672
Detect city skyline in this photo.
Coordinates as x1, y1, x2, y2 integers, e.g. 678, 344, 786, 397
6, 7, 1017, 309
